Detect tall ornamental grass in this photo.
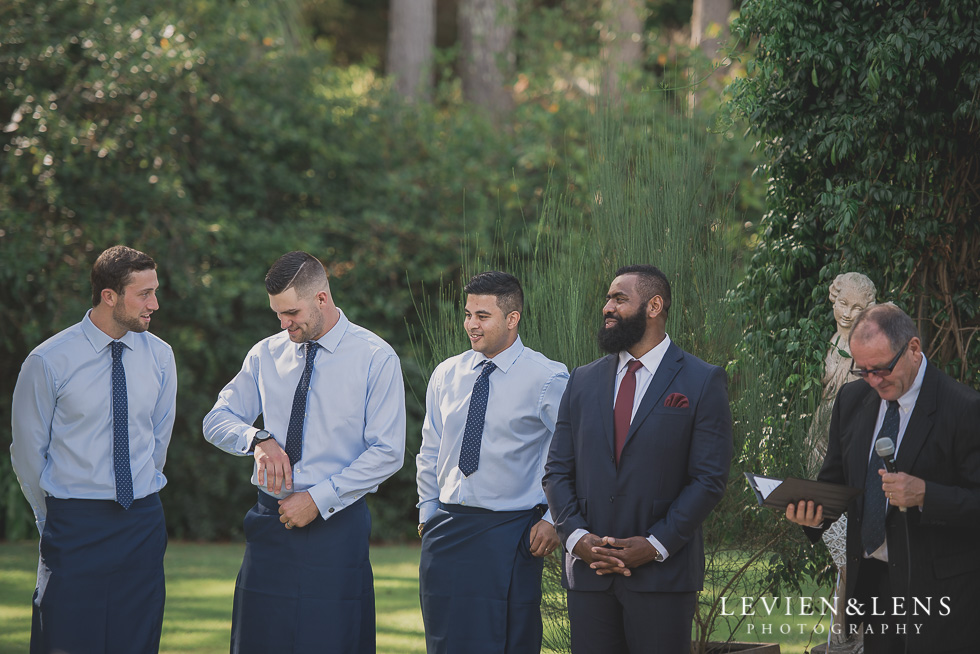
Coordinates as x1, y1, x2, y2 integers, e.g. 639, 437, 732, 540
413, 90, 813, 651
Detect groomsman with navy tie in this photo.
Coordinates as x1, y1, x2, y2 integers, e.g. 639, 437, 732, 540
416, 271, 569, 654
204, 251, 406, 654
11, 245, 177, 654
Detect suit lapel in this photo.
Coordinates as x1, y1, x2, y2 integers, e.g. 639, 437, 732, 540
849, 388, 881, 492
597, 354, 618, 457
895, 361, 937, 472
626, 342, 683, 442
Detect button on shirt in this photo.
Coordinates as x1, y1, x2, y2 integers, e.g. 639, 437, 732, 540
417, 336, 569, 524
11, 310, 178, 533
566, 334, 674, 560
867, 353, 927, 562
203, 309, 406, 519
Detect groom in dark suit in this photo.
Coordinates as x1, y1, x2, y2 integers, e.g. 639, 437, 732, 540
788, 303, 980, 654
543, 264, 732, 653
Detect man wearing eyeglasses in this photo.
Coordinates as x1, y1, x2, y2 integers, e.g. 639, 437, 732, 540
786, 303, 980, 654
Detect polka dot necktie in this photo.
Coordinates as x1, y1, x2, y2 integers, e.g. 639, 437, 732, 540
457, 360, 497, 477
861, 400, 900, 555
613, 359, 643, 465
111, 341, 134, 509
285, 341, 319, 466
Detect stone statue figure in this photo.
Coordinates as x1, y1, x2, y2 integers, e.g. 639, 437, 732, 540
808, 273, 877, 472
811, 272, 876, 653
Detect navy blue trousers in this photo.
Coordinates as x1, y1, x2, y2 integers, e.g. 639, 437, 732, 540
419, 503, 545, 654
31, 494, 167, 654
230, 493, 375, 654
566, 579, 696, 654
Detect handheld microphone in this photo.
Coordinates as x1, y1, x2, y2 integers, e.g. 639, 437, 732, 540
875, 437, 906, 513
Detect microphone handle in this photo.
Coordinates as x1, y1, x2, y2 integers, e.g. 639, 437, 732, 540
883, 458, 907, 512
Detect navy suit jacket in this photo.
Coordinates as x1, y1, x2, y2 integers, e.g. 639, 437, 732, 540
543, 341, 732, 593
805, 361, 980, 652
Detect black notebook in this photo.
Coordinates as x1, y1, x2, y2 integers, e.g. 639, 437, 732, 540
744, 472, 862, 521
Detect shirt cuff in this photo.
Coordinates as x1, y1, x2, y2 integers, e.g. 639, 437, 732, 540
307, 479, 344, 520
243, 427, 263, 455
647, 534, 669, 561
541, 508, 553, 524
418, 499, 438, 524
566, 528, 589, 558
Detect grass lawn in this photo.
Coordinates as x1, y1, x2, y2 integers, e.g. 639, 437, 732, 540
0, 540, 427, 654
1, 540, 830, 653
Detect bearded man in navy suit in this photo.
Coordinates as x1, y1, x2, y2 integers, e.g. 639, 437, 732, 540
543, 264, 733, 654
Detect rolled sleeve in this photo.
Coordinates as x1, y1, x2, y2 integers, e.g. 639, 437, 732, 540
203, 351, 263, 456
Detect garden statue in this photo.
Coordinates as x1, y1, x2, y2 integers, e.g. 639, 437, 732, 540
812, 272, 876, 652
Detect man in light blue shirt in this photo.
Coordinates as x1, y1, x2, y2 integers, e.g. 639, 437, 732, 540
203, 251, 405, 654
11, 245, 177, 654
417, 271, 568, 654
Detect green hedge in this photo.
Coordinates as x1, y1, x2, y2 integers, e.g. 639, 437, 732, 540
728, 0, 980, 392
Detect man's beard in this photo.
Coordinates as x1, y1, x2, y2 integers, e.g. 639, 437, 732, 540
113, 303, 148, 333
597, 310, 646, 353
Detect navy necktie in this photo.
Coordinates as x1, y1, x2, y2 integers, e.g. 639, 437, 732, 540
861, 400, 900, 555
111, 342, 134, 509
285, 341, 319, 466
458, 360, 497, 477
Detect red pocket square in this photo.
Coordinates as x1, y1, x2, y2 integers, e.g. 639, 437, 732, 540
664, 393, 689, 408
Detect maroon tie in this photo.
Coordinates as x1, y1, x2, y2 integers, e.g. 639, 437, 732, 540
614, 359, 644, 465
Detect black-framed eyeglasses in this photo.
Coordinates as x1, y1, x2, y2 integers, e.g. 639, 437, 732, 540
849, 340, 909, 378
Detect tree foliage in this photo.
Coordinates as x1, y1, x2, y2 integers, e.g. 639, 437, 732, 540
1, 0, 761, 543
728, 0, 980, 392
0, 0, 594, 540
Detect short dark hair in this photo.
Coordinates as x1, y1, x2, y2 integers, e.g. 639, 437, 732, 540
614, 264, 671, 318
265, 251, 328, 297
90, 245, 156, 306
850, 303, 918, 352
463, 271, 524, 316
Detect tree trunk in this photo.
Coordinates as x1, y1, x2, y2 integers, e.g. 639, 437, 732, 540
689, 0, 731, 109
387, 0, 436, 102
690, 0, 731, 61
458, 0, 515, 121
600, 0, 645, 101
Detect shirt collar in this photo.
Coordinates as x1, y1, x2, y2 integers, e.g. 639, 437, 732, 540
307, 307, 349, 354
81, 309, 136, 353
617, 333, 672, 375
894, 352, 927, 413
470, 335, 524, 374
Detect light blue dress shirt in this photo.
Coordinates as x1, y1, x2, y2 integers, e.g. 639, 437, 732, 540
417, 336, 569, 524
10, 310, 178, 533
203, 309, 406, 519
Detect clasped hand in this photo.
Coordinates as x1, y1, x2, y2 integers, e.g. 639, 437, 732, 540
529, 520, 560, 558
254, 440, 319, 530
573, 534, 660, 576
254, 438, 292, 494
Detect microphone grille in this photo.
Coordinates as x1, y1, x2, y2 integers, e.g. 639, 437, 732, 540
875, 437, 896, 458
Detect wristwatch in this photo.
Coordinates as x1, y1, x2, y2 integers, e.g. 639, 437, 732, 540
418, 523, 425, 538
249, 429, 274, 452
